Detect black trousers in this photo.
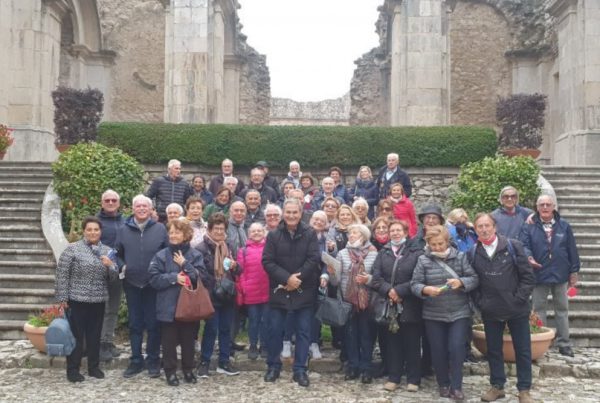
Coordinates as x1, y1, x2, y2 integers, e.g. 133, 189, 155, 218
388, 321, 422, 385
161, 321, 197, 376
67, 300, 105, 374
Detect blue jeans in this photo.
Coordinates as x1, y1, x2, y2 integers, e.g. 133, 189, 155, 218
424, 318, 470, 391
267, 307, 312, 374
284, 311, 320, 343
201, 304, 233, 365
484, 315, 532, 391
247, 303, 268, 348
344, 310, 374, 373
123, 281, 161, 367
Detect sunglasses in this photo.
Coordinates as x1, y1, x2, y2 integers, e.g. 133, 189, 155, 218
381, 207, 392, 212
103, 199, 118, 203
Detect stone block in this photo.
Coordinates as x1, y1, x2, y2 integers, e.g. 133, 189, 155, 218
7, 104, 33, 124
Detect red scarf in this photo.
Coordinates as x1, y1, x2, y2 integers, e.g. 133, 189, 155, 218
480, 234, 497, 246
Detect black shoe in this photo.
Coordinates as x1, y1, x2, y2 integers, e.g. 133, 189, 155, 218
99, 342, 113, 362
559, 346, 575, 357
248, 345, 259, 361
67, 372, 84, 383
123, 363, 144, 378
259, 346, 268, 359
293, 372, 310, 387
360, 372, 373, 384
88, 368, 105, 379
264, 368, 280, 382
344, 368, 360, 381
183, 372, 197, 384
216, 361, 240, 376
197, 361, 210, 378
166, 373, 179, 387
232, 342, 246, 351
148, 365, 161, 378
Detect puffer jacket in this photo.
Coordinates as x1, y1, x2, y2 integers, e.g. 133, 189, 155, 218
146, 175, 193, 215
371, 243, 423, 323
519, 211, 580, 284
237, 239, 270, 305
410, 247, 479, 322
468, 236, 535, 321
262, 220, 320, 310
330, 244, 378, 302
148, 243, 209, 322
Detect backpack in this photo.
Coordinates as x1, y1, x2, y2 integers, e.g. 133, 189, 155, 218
469, 238, 517, 266
45, 317, 76, 356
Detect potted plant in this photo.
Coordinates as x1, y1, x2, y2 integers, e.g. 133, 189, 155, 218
51, 86, 104, 152
496, 93, 547, 158
23, 304, 65, 353
0, 124, 15, 160
472, 311, 556, 362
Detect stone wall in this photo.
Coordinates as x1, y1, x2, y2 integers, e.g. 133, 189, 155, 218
269, 94, 350, 126
350, 49, 387, 126
97, 0, 165, 122
449, 1, 513, 126
239, 43, 271, 125
143, 164, 458, 212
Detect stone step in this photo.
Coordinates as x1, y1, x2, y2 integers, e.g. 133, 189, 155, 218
577, 244, 600, 254
0, 274, 55, 290
579, 268, 600, 281
562, 213, 600, 223
0, 181, 50, 190
547, 311, 600, 329
559, 205, 600, 215
0, 228, 44, 239
0, 303, 49, 320
0, 207, 41, 219
571, 233, 600, 244
0, 249, 54, 262
570, 223, 600, 232
557, 196, 600, 205
0, 237, 50, 250
0, 261, 55, 275
564, 281, 600, 296
555, 187, 600, 196
0, 320, 26, 340
548, 295, 600, 310
580, 255, 600, 263
0, 189, 46, 199
546, 179, 600, 186
0, 173, 53, 182
0, 216, 42, 226
0, 288, 55, 304
566, 328, 600, 347
0, 197, 44, 208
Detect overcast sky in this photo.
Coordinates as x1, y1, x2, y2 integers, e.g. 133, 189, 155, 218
238, 0, 382, 102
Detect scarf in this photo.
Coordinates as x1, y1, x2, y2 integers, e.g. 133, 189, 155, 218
480, 234, 497, 246
345, 244, 371, 311
168, 242, 190, 255
205, 234, 229, 280
389, 196, 402, 204
375, 234, 389, 245
430, 247, 451, 260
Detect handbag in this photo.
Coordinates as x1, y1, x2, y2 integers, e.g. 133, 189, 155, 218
315, 286, 352, 327
369, 250, 404, 325
175, 274, 215, 322
214, 276, 236, 302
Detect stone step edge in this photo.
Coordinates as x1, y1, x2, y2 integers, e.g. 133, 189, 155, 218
0, 249, 53, 255
0, 274, 55, 281
0, 288, 54, 296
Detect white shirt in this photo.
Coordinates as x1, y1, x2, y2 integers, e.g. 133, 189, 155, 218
482, 236, 499, 258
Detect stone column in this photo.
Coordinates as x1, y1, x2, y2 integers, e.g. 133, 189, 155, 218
223, 55, 243, 123
550, 0, 600, 165
389, 0, 450, 126
164, 0, 211, 123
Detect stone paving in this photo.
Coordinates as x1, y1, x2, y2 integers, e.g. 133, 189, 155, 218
2, 341, 600, 402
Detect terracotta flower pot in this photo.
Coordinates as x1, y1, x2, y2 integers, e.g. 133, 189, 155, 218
0, 151, 5, 160
500, 149, 541, 159
472, 326, 555, 363
56, 144, 71, 153
23, 322, 48, 353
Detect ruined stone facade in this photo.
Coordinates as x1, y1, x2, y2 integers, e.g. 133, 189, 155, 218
270, 94, 350, 126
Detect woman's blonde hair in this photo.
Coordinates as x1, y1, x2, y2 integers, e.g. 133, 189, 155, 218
424, 224, 450, 245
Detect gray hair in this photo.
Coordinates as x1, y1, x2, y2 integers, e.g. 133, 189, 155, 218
230, 201, 247, 211
352, 197, 369, 210
498, 186, 519, 203
347, 223, 371, 242
132, 194, 153, 207
387, 153, 399, 161
264, 203, 282, 217
102, 189, 120, 201
223, 176, 238, 185
166, 203, 183, 214
245, 189, 261, 199
289, 160, 300, 169
167, 159, 181, 169
247, 222, 266, 235
310, 210, 328, 225
321, 176, 334, 185
536, 194, 556, 206
283, 198, 303, 212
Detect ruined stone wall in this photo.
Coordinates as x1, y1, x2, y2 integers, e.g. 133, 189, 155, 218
97, 0, 165, 122
449, 1, 513, 126
270, 94, 350, 126
238, 44, 271, 125
350, 49, 386, 126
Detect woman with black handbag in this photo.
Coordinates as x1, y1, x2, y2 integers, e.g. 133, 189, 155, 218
195, 212, 240, 377
371, 219, 424, 392
148, 219, 209, 386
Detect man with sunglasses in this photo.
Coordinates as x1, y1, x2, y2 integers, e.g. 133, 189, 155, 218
519, 194, 580, 357
97, 190, 126, 362
491, 186, 533, 240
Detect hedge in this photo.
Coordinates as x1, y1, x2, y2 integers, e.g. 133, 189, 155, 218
97, 123, 497, 168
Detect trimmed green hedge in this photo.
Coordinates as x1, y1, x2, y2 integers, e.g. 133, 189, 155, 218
98, 122, 497, 168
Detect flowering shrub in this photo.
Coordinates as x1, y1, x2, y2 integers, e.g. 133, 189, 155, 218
529, 311, 545, 334
0, 124, 15, 153
52, 86, 103, 145
28, 305, 65, 327
496, 93, 546, 149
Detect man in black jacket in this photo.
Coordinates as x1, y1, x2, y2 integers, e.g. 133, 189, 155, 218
375, 152, 412, 199
146, 159, 193, 222
470, 213, 535, 403
262, 198, 320, 387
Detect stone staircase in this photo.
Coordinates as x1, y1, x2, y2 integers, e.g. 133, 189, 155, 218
542, 166, 600, 347
0, 162, 56, 339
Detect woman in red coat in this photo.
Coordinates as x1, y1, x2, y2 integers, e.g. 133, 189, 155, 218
237, 222, 270, 360
390, 183, 417, 238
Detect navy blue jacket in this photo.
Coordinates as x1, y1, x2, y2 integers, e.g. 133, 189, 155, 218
349, 179, 378, 219
116, 217, 168, 288
519, 212, 580, 284
146, 175, 193, 214
149, 243, 209, 322
333, 183, 351, 204
375, 165, 412, 199
97, 210, 126, 248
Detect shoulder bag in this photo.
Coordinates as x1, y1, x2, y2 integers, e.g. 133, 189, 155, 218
175, 271, 215, 322
369, 252, 404, 325
315, 285, 352, 328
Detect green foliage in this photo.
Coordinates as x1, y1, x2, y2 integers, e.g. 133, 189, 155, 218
117, 298, 128, 330
52, 142, 144, 236
449, 155, 540, 218
27, 305, 64, 327
98, 122, 497, 168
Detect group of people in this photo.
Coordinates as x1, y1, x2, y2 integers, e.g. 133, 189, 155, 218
54, 154, 580, 403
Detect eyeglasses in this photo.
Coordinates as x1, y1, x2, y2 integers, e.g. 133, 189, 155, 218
266, 214, 280, 218
103, 199, 118, 203
324, 204, 337, 208
381, 207, 392, 212
537, 203, 553, 208
501, 194, 518, 200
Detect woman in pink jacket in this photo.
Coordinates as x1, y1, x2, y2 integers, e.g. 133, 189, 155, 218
390, 183, 418, 238
237, 222, 270, 360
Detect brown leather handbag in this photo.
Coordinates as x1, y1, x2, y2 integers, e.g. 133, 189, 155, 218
175, 279, 215, 322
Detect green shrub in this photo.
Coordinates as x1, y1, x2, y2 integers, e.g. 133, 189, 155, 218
97, 123, 497, 168
52, 143, 144, 238
449, 155, 540, 218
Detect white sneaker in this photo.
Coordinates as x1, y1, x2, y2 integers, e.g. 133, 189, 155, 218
195, 340, 202, 353
309, 343, 322, 359
281, 341, 292, 358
